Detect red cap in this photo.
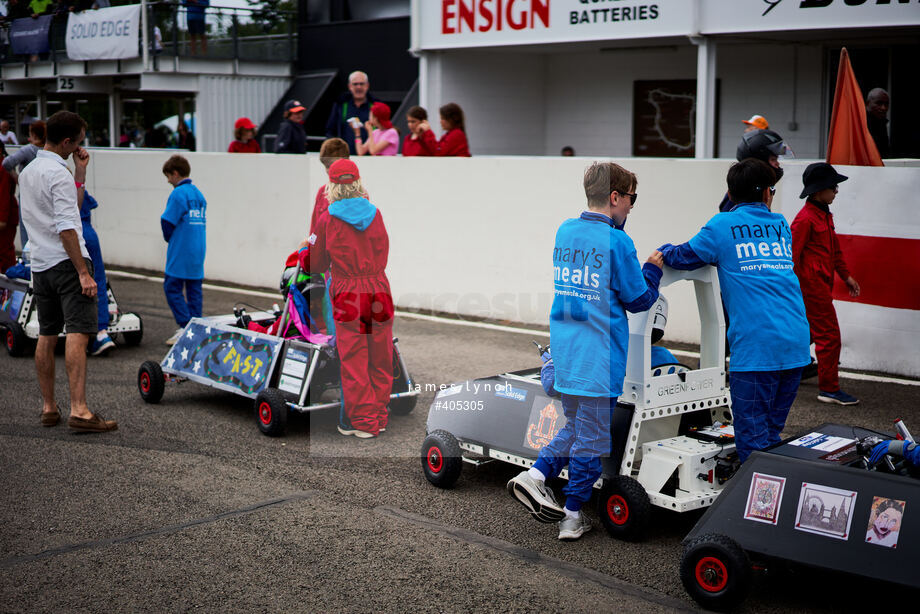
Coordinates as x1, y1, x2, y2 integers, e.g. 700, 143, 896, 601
235, 117, 256, 130
328, 159, 360, 184
371, 102, 393, 130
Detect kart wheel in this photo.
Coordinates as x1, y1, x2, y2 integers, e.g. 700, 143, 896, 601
138, 361, 165, 404
680, 533, 751, 611
421, 430, 462, 488
388, 394, 417, 416
122, 316, 143, 346
4, 322, 28, 357
255, 388, 288, 437
597, 475, 651, 541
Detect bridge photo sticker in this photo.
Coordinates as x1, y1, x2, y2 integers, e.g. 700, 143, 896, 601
794, 482, 857, 540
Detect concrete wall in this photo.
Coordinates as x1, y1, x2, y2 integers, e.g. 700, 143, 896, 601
422, 42, 826, 159
68, 150, 920, 376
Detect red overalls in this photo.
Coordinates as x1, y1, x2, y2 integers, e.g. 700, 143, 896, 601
301, 203, 394, 435
791, 201, 850, 393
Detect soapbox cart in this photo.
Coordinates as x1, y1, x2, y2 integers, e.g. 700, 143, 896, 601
680, 422, 920, 610
136, 268, 419, 437
421, 266, 739, 540
1, 272, 143, 356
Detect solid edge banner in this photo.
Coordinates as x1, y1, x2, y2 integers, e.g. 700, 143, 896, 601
65, 5, 141, 61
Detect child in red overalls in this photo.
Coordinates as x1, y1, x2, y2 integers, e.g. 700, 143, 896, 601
791, 162, 861, 405
298, 160, 394, 438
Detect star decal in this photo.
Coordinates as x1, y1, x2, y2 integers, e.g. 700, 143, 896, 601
185, 327, 195, 340
181, 347, 189, 361
204, 326, 211, 335
165, 354, 175, 369
193, 360, 201, 373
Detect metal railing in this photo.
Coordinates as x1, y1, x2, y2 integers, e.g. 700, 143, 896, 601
0, 2, 297, 66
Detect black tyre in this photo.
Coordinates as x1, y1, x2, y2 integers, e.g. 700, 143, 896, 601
138, 360, 165, 404
680, 533, 752, 611
597, 475, 651, 541
421, 430, 463, 488
122, 316, 143, 346
388, 394, 417, 416
255, 388, 289, 437
4, 322, 29, 357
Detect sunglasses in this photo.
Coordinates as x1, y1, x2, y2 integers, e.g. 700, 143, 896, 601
616, 191, 638, 206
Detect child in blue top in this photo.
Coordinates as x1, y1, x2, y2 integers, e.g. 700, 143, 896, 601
507, 162, 663, 541
658, 158, 810, 462
80, 191, 116, 356
160, 155, 206, 345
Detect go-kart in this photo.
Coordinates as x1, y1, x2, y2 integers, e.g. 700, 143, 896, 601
136, 264, 418, 437
1, 271, 143, 356
680, 422, 920, 610
420, 266, 739, 540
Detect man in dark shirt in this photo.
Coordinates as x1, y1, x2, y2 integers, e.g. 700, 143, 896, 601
866, 88, 890, 158
325, 71, 378, 155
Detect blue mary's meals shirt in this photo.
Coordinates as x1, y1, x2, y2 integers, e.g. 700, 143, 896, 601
688, 203, 810, 372
162, 178, 207, 279
550, 213, 651, 397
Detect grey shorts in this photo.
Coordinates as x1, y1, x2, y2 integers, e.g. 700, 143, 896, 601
32, 258, 98, 336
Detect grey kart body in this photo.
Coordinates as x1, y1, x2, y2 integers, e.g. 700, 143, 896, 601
426, 266, 739, 514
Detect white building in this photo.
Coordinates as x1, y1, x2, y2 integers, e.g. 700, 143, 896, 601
411, 0, 920, 158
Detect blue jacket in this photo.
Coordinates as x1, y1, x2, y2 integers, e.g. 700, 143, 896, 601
550, 211, 661, 397
660, 202, 810, 372
161, 178, 207, 279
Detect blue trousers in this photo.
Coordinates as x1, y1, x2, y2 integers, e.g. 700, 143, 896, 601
532, 393, 614, 511
82, 224, 109, 331
730, 367, 803, 462
163, 275, 202, 327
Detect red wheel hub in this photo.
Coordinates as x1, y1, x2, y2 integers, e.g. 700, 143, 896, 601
6, 330, 12, 350
695, 556, 729, 592
607, 494, 629, 525
259, 402, 272, 425
140, 372, 151, 393
426, 446, 443, 473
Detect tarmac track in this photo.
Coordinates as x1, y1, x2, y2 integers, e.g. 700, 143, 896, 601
1, 275, 918, 613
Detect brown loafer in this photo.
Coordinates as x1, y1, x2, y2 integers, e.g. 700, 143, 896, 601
68, 413, 118, 433
41, 407, 61, 427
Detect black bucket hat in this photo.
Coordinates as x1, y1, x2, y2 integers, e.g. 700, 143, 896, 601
800, 162, 848, 199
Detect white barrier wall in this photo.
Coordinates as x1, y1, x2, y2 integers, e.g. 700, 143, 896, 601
75, 150, 919, 376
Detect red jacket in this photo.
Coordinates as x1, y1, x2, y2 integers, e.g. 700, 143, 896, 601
791, 200, 850, 293
228, 139, 261, 153
300, 199, 394, 321
310, 185, 329, 234
402, 134, 427, 157
419, 128, 470, 157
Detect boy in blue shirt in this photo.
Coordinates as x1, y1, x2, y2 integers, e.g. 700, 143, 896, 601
160, 155, 206, 345
658, 158, 810, 462
508, 162, 663, 540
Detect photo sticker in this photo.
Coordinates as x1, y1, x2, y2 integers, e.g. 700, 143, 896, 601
865, 496, 905, 549
794, 482, 857, 540
744, 473, 786, 525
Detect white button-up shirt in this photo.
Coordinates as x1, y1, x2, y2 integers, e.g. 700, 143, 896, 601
19, 150, 88, 273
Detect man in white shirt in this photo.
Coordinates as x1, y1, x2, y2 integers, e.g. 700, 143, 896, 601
0, 120, 18, 146
18, 111, 117, 433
